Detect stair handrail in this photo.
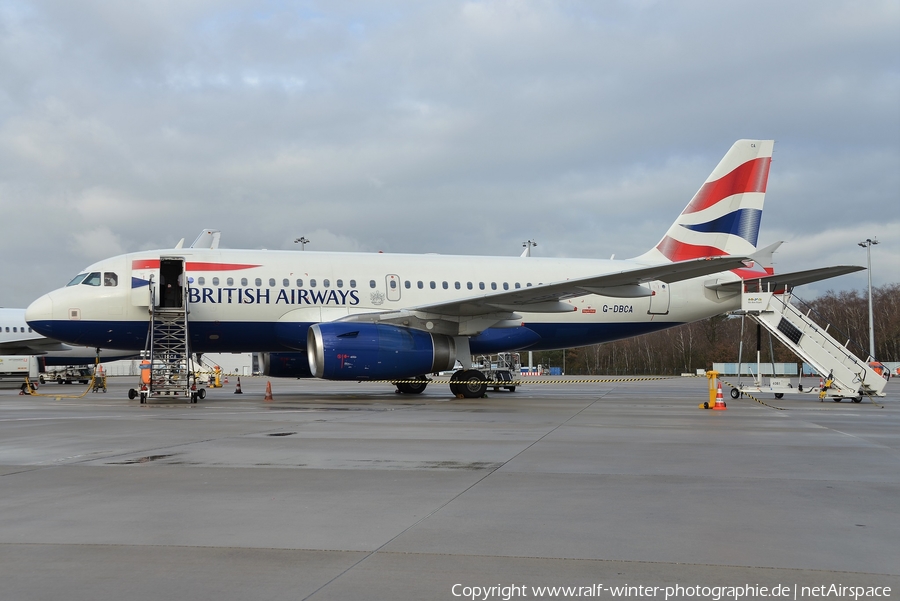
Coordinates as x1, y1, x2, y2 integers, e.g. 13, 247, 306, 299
768, 293, 875, 390
786, 293, 873, 361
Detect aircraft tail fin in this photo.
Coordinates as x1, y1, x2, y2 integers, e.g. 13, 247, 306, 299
639, 140, 774, 262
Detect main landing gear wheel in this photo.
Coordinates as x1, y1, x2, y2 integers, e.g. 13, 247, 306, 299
451, 370, 488, 399
774, 393, 784, 399
730, 388, 740, 399
128, 388, 137, 400
396, 377, 428, 394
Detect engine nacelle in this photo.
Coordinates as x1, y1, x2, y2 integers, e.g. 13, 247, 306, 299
258, 352, 313, 378
307, 322, 456, 380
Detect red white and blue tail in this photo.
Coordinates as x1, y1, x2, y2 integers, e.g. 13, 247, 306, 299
639, 139, 774, 263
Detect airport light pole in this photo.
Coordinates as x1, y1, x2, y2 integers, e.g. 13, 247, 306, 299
857, 237, 878, 360
294, 236, 310, 250
522, 239, 537, 257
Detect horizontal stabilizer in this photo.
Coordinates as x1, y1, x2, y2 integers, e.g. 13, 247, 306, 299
707, 265, 865, 292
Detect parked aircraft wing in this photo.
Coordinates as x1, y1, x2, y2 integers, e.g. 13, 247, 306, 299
408, 255, 752, 317
0, 338, 70, 355
706, 265, 865, 293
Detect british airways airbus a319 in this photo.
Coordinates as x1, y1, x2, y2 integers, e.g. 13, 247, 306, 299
25, 140, 862, 396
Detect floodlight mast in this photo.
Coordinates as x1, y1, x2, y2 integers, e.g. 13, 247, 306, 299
857, 237, 879, 360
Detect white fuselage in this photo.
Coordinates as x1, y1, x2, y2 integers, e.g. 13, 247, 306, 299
25, 248, 742, 356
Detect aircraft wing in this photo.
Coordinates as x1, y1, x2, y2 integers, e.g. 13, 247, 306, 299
706, 265, 865, 293
408, 255, 752, 317
0, 337, 70, 355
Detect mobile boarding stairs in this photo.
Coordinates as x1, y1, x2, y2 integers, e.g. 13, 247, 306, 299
736, 287, 888, 402
128, 258, 205, 404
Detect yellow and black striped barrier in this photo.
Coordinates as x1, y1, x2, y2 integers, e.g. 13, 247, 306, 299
717, 378, 786, 411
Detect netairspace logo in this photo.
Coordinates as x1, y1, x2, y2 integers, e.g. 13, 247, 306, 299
450, 583, 893, 600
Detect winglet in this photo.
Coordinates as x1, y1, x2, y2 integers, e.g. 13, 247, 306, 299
190, 229, 221, 249
750, 241, 783, 270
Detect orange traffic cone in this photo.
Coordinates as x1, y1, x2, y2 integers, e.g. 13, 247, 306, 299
224, 375, 229, 384
264, 381, 273, 402
234, 377, 243, 394
713, 381, 727, 410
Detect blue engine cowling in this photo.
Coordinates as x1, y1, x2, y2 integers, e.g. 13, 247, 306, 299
307, 322, 456, 380
258, 352, 313, 378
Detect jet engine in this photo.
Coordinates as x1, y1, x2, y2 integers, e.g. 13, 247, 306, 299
307, 322, 456, 380
258, 352, 313, 378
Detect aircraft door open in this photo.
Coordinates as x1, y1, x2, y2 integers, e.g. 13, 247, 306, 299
648, 281, 670, 315
131, 273, 152, 307
386, 274, 401, 302
159, 257, 186, 308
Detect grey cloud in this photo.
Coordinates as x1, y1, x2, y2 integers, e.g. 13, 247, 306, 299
0, 0, 897, 307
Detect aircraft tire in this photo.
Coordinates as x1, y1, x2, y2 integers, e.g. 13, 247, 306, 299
398, 378, 428, 395
448, 371, 464, 397
774, 393, 784, 399
458, 370, 488, 399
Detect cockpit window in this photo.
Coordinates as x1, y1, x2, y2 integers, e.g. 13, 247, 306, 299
82, 272, 102, 286
103, 272, 118, 287
67, 274, 88, 287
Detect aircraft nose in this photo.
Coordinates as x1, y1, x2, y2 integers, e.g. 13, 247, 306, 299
25, 294, 55, 335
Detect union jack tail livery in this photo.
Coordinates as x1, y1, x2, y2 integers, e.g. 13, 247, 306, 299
640, 139, 774, 263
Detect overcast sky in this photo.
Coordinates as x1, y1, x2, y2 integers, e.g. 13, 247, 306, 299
1, 0, 898, 307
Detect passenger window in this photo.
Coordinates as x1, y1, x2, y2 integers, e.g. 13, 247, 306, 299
227, 277, 233, 286
283, 278, 289, 287
389, 280, 396, 289
515, 283, 521, 289
404, 281, 411, 289
255, 278, 262, 286
241, 278, 248, 286
82, 272, 102, 286
503, 282, 509, 290
369, 280, 376, 288
527, 283, 532, 287
417, 281, 424, 289
103, 272, 118, 286
269, 278, 276, 287
491, 282, 497, 290
337, 279, 343, 288
198, 277, 206, 285
28, 327, 32, 333
212, 277, 220, 286
67, 274, 88, 287
350, 280, 356, 287
324, 279, 330, 288
430, 281, 436, 289
12, 327, 17, 332
442, 281, 448, 290
454, 282, 460, 290
296, 279, 303, 287
467, 282, 473, 290
310, 279, 317, 287
479, 282, 485, 290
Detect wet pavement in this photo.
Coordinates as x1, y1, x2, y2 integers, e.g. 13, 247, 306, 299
1, 376, 898, 600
